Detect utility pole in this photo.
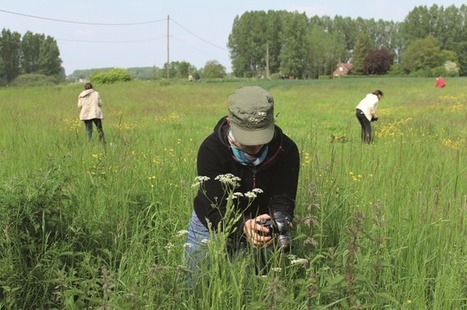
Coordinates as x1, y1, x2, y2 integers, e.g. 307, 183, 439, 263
166, 15, 170, 79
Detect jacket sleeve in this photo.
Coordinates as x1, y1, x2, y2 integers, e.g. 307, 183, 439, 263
268, 139, 300, 219
194, 140, 236, 232
370, 101, 378, 116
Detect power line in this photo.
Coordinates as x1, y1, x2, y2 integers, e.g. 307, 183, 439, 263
57, 36, 166, 44
1, 8, 227, 51
1, 8, 230, 69
0, 8, 165, 25
170, 16, 228, 51
171, 36, 229, 62
0, 8, 226, 51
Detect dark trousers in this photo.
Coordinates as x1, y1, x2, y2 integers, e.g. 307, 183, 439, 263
356, 109, 372, 143
84, 119, 105, 142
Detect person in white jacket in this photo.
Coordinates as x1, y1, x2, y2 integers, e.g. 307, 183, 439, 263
78, 83, 105, 143
355, 90, 383, 143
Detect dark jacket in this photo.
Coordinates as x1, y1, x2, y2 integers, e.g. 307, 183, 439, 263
193, 117, 300, 239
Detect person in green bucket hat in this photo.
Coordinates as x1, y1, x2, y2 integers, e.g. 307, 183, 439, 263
185, 86, 300, 274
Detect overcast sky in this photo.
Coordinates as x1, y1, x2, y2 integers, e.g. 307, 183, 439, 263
1, 1, 464, 75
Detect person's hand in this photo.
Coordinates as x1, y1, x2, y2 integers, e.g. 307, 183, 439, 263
243, 214, 272, 247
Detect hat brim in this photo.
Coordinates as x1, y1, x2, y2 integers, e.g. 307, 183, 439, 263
230, 122, 275, 146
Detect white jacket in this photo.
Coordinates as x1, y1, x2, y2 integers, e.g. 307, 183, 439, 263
78, 89, 104, 120
356, 93, 379, 121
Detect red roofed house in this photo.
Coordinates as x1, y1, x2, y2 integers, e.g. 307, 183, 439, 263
333, 63, 352, 77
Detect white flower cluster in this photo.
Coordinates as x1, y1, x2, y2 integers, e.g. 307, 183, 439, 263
287, 254, 309, 266
192, 174, 263, 202
176, 230, 188, 237
215, 173, 241, 188
231, 192, 244, 199
164, 242, 175, 252
290, 258, 309, 266
244, 188, 264, 199
191, 176, 211, 188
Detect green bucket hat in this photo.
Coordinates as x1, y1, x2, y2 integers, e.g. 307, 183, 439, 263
228, 86, 275, 146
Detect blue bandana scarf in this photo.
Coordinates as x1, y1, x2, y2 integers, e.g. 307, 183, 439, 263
228, 130, 268, 166
231, 145, 268, 166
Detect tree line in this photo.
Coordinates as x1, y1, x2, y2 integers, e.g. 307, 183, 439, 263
1, 4, 465, 84
67, 59, 227, 82
228, 4, 466, 78
0, 29, 64, 85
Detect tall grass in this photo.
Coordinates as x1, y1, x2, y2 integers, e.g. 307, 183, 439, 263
0, 78, 466, 309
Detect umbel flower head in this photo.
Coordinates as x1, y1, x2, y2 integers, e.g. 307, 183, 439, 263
191, 176, 211, 188
192, 174, 263, 204
215, 173, 241, 188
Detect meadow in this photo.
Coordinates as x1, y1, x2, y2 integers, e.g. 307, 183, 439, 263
0, 77, 465, 309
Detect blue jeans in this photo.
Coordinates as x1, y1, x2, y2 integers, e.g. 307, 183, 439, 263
184, 211, 275, 274
184, 211, 210, 272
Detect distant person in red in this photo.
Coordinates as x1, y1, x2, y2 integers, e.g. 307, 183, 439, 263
435, 76, 446, 88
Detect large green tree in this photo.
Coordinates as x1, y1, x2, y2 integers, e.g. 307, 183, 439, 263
401, 4, 466, 74
307, 26, 347, 77
279, 12, 310, 78
21, 31, 42, 74
263, 10, 285, 76
332, 16, 358, 53
306, 27, 329, 78
37, 36, 63, 77
0, 29, 22, 83
440, 5, 467, 75
228, 11, 270, 77
402, 35, 450, 74
1, 29, 64, 83
352, 32, 374, 74
226, 5, 466, 78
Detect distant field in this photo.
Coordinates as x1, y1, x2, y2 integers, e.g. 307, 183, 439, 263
1, 77, 466, 309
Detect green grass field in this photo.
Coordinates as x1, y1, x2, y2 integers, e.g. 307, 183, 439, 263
0, 77, 466, 309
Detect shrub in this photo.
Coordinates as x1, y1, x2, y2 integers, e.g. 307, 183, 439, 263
387, 64, 404, 76
10, 74, 62, 87
431, 66, 447, 78
90, 68, 132, 84
0, 168, 76, 308
444, 61, 460, 77
203, 60, 226, 79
